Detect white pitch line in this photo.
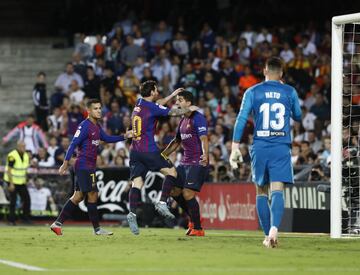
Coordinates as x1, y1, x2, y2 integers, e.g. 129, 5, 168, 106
0, 259, 47, 271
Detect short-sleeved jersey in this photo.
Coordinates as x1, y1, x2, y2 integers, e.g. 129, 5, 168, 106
233, 80, 302, 145
65, 119, 124, 170
131, 98, 170, 152
176, 111, 208, 165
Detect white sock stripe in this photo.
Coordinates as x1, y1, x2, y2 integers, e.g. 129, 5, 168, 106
256, 194, 268, 198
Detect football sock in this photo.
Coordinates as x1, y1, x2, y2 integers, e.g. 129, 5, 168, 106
129, 187, 141, 213
87, 202, 100, 230
256, 195, 271, 236
186, 198, 201, 229
270, 190, 285, 229
56, 199, 77, 224
160, 175, 176, 202
172, 194, 190, 217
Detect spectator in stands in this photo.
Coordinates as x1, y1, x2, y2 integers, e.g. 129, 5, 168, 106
32, 71, 49, 131
238, 66, 258, 95
310, 93, 330, 122
54, 136, 70, 166
141, 66, 158, 83
172, 31, 189, 59
121, 35, 145, 67
213, 35, 233, 59
234, 38, 251, 66
255, 27, 272, 45
34, 147, 55, 168
100, 66, 117, 103
2, 114, 48, 154
72, 52, 87, 81
68, 79, 85, 105
280, 42, 294, 64
84, 66, 101, 99
299, 34, 317, 58
54, 62, 84, 93
304, 83, 320, 110
104, 101, 125, 135
47, 135, 58, 159
106, 38, 122, 73
302, 106, 317, 131
291, 143, 302, 165
177, 63, 200, 99
150, 48, 171, 90
74, 33, 92, 61
28, 178, 57, 214
220, 59, 239, 92
47, 107, 64, 137
93, 34, 105, 58
150, 21, 172, 53
133, 57, 146, 80
200, 22, 216, 53
64, 104, 84, 138
306, 130, 322, 154
240, 24, 257, 48
118, 67, 140, 106
132, 24, 146, 48
190, 40, 207, 60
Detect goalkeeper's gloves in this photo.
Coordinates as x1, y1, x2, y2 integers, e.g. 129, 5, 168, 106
229, 148, 243, 169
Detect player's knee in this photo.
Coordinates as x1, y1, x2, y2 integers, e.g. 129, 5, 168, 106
87, 191, 98, 203
170, 187, 182, 197
132, 177, 144, 189
161, 167, 177, 177
271, 181, 284, 192
182, 188, 195, 200
256, 185, 269, 196
70, 191, 84, 204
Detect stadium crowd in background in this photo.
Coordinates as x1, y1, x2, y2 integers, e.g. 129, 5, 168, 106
3, 16, 332, 183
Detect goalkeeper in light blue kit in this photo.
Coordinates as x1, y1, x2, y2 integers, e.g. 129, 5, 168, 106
230, 57, 302, 248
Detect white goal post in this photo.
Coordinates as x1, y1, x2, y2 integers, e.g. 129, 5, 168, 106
331, 12, 360, 238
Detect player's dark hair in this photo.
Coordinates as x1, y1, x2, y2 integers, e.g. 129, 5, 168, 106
265, 57, 283, 73
140, 80, 157, 97
37, 71, 46, 77
87, 98, 101, 108
178, 90, 194, 104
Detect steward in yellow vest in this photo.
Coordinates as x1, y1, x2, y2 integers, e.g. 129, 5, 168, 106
4, 141, 31, 225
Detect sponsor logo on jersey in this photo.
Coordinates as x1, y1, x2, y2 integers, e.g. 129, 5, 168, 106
181, 133, 193, 140
256, 130, 270, 137
270, 131, 285, 136
198, 126, 207, 132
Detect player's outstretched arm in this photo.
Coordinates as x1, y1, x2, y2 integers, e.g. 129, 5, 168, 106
162, 137, 181, 158
156, 87, 184, 106
199, 135, 209, 167
99, 127, 126, 143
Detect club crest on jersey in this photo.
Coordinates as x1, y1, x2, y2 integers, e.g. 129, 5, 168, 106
186, 123, 191, 129
92, 139, 100, 146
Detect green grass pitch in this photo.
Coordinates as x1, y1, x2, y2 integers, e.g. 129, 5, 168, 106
0, 226, 359, 274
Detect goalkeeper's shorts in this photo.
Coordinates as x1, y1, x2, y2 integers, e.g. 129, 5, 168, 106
250, 142, 293, 186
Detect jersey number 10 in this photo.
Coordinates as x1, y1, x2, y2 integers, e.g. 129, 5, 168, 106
132, 115, 142, 140
259, 103, 285, 130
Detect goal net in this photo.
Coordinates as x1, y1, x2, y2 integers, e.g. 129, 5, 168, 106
332, 13, 360, 238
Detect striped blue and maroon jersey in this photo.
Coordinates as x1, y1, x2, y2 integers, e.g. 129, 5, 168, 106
176, 111, 208, 165
65, 118, 125, 170
130, 98, 170, 152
